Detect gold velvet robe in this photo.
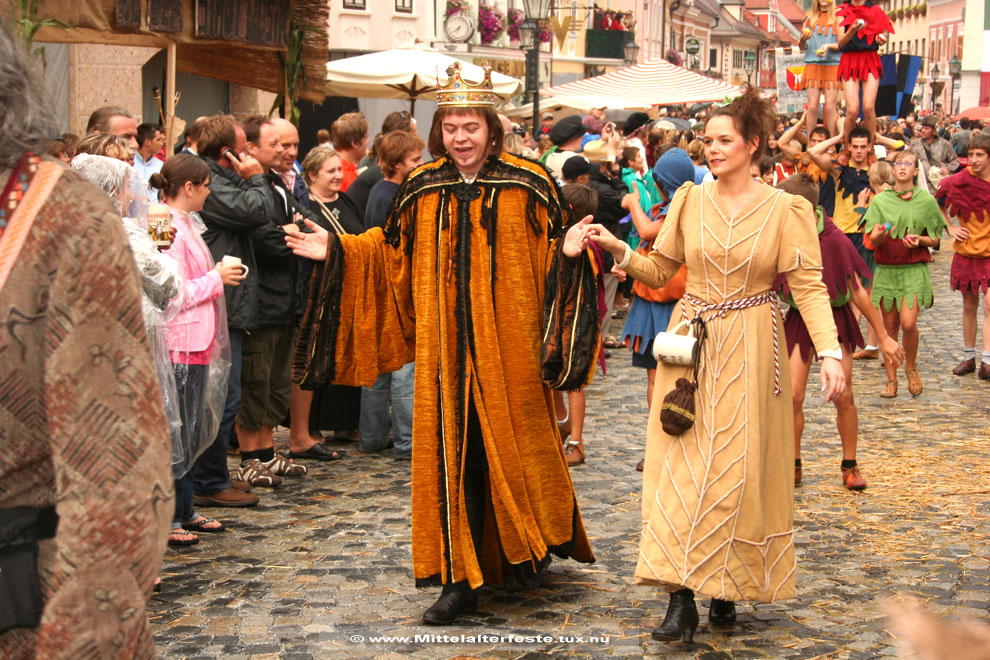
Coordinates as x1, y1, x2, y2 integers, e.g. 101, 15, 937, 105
295, 153, 597, 588
624, 182, 839, 603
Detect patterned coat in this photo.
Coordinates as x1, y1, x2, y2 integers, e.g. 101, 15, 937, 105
0, 161, 172, 660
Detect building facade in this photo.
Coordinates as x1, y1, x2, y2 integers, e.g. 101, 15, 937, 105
926, 0, 965, 113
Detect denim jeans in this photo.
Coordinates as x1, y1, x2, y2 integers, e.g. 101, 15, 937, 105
359, 362, 414, 455
191, 328, 243, 495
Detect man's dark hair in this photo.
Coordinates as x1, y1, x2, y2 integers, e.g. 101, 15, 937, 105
618, 146, 640, 169
196, 114, 238, 161
562, 183, 598, 219
86, 106, 133, 134
968, 134, 990, 157
331, 112, 369, 150
427, 107, 504, 160
758, 155, 774, 177
958, 118, 971, 130
241, 115, 272, 146
776, 172, 820, 207
810, 126, 830, 141
849, 126, 871, 143
377, 131, 425, 178
137, 123, 161, 149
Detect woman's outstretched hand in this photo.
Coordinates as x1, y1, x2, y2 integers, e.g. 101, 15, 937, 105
586, 223, 627, 260
285, 218, 330, 261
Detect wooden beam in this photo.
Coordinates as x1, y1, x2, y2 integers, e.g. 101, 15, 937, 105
166, 41, 177, 158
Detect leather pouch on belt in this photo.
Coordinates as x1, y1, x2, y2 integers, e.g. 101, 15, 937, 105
0, 506, 58, 634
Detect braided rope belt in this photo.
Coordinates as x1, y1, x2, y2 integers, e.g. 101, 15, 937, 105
681, 290, 782, 395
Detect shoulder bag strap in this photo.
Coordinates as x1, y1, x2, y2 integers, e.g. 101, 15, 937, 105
0, 154, 64, 292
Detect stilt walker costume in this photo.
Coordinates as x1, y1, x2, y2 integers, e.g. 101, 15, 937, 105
836, 2, 894, 82
803, 11, 840, 90
294, 64, 597, 595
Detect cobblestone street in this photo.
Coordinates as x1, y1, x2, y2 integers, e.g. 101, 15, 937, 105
152, 252, 990, 659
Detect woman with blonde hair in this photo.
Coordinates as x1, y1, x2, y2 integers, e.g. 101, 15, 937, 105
686, 138, 710, 184
74, 132, 133, 165
799, 0, 841, 140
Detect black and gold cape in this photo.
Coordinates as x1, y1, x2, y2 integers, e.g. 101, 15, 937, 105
294, 152, 598, 587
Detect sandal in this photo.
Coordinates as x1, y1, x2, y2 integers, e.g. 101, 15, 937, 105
905, 368, 922, 396
603, 335, 622, 349
880, 379, 898, 398
263, 453, 308, 476
167, 528, 199, 547
235, 458, 283, 487
565, 440, 585, 466
183, 515, 225, 533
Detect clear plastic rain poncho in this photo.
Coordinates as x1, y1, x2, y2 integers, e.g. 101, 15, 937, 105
160, 208, 231, 478
69, 153, 187, 472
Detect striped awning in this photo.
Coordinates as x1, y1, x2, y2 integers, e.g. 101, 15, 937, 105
540, 58, 744, 106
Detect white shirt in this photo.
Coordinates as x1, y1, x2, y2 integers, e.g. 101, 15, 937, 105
133, 151, 163, 200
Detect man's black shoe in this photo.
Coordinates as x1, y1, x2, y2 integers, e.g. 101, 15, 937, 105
422, 582, 477, 625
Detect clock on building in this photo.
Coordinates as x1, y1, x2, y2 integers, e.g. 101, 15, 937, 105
444, 13, 475, 43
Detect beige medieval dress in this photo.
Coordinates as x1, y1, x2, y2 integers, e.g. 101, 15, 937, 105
623, 181, 839, 603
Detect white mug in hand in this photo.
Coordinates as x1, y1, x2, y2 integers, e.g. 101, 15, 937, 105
221, 255, 250, 277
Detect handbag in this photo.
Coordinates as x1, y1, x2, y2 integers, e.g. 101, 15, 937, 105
654, 316, 708, 436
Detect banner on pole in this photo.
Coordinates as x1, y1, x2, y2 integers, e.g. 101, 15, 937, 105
775, 47, 807, 114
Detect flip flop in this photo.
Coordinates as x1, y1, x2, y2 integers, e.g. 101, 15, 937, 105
167, 529, 199, 547
183, 516, 225, 533
288, 443, 346, 461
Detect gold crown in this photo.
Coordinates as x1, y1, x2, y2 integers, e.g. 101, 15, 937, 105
436, 61, 496, 108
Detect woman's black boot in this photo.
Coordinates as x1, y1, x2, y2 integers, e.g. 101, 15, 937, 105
708, 599, 737, 626
422, 581, 478, 625
651, 588, 699, 642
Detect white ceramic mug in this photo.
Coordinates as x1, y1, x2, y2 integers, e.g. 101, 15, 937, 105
221, 255, 250, 277
652, 319, 698, 365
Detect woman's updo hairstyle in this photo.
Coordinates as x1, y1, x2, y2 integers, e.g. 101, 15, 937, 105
707, 85, 776, 163
149, 153, 211, 199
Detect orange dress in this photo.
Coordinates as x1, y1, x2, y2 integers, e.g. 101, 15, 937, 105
803, 12, 840, 89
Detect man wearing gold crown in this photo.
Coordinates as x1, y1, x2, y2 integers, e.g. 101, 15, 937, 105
286, 63, 599, 625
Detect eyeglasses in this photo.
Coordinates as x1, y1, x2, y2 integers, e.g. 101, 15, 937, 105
892, 161, 916, 167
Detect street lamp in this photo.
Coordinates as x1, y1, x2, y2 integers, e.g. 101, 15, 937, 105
743, 50, 757, 86
623, 33, 640, 66
949, 54, 962, 115
521, 0, 553, 137
930, 62, 940, 112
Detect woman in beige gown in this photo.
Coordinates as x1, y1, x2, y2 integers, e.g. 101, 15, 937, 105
589, 89, 846, 642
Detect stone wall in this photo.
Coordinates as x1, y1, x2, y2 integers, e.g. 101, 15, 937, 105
68, 43, 158, 134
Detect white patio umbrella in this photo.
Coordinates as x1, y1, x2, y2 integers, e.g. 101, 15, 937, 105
325, 46, 523, 114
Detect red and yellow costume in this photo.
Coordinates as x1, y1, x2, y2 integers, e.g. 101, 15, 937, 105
836, 1, 894, 82
935, 166, 990, 293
